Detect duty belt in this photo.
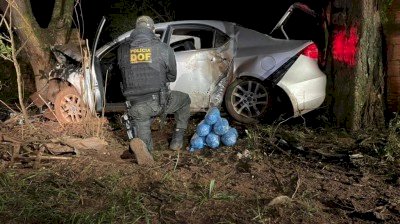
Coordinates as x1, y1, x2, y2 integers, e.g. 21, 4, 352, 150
128, 93, 159, 105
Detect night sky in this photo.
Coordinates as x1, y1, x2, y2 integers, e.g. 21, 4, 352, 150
173, 0, 292, 31
30, 0, 326, 43
78, 0, 295, 41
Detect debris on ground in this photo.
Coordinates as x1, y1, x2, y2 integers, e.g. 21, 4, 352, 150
0, 113, 399, 223
61, 136, 108, 151
0, 114, 110, 168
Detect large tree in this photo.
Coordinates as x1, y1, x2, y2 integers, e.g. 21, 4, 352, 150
327, 0, 388, 130
0, 0, 77, 92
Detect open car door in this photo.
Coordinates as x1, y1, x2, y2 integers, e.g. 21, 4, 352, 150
85, 16, 106, 114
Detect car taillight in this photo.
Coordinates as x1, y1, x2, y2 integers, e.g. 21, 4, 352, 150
301, 43, 319, 60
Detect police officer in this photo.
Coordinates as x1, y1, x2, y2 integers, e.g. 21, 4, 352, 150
118, 15, 191, 152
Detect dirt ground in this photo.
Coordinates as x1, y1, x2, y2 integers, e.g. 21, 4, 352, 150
0, 112, 399, 223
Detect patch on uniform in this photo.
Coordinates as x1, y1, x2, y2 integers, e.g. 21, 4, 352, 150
130, 48, 152, 64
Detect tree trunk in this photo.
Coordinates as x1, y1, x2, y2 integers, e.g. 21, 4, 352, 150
329, 0, 386, 130
0, 0, 76, 92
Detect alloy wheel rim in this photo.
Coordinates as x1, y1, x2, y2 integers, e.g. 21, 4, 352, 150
231, 80, 269, 118
59, 93, 86, 123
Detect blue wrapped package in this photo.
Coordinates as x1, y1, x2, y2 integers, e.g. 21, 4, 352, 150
213, 118, 230, 135
196, 120, 211, 137
205, 132, 220, 149
204, 107, 221, 125
190, 133, 206, 152
221, 127, 238, 146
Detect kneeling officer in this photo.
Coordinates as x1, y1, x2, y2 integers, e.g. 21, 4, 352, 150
118, 15, 191, 158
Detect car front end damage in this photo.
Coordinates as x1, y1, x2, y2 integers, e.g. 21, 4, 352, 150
29, 43, 97, 123
30, 18, 106, 123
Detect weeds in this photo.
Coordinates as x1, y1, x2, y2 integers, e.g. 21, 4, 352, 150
0, 169, 157, 223
194, 179, 236, 208
251, 196, 268, 223
209, 179, 216, 198
383, 114, 400, 160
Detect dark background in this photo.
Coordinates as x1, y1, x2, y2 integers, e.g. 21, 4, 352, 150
31, 0, 327, 43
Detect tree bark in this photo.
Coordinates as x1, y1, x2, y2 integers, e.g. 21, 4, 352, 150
329, 0, 385, 130
0, 0, 76, 92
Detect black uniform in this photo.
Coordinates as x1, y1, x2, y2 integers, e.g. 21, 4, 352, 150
118, 27, 191, 151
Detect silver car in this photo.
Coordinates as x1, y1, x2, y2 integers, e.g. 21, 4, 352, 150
46, 3, 326, 124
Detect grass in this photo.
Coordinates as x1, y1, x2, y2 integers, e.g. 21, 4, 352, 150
1, 117, 399, 223
251, 196, 269, 223
192, 179, 236, 209
0, 169, 157, 223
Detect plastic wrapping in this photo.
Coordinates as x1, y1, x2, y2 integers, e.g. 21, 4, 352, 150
190, 133, 206, 151
209, 76, 229, 107
221, 127, 238, 146
204, 107, 221, 125
196, 120, 212, 137
213, 118, 230, 135
206, 132, 220, 149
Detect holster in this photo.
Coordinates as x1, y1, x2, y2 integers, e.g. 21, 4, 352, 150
122, 101, 137, 140
158, 87, 170, 130
159, 86, 170, 113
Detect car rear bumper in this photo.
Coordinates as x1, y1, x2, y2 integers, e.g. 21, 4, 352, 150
277, 55, 327, 117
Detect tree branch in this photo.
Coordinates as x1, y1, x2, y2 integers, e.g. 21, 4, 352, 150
0, 54, 12, 62
50, 0, 63, 24
0, 3, 10, 27
0, 34, 11, 43
2, 1, 30, 122
5, 0, 40, 33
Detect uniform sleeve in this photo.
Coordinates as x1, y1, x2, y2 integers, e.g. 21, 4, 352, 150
166, 46, 177, 82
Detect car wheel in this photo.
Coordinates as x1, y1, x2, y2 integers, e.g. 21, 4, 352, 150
54, 86, 88, 123
225, 78, 271, 124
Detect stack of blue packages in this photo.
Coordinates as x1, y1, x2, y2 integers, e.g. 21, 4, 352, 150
189, 107, 239, 152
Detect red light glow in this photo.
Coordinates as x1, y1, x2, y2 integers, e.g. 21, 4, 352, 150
332, 26, 359, 67
302, 43, 319, 60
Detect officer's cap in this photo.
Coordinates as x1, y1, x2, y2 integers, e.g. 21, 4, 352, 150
136, 15, 155, 30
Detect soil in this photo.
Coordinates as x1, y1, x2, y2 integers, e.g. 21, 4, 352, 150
0, 112, 399, 223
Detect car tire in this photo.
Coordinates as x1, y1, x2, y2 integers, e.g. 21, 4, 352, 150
54, 86, 88, 123
224, 78, 272, 124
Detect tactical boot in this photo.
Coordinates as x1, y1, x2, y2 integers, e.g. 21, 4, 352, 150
130, 138, 154, 166
169, 128, 185, 150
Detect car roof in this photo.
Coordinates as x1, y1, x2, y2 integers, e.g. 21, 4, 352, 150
155, 20, 236, 35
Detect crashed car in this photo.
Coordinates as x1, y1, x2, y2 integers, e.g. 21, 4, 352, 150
39, 3, 326, 124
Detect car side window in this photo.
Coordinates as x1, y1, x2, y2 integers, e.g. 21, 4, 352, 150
169, 27, 214, 52
155, 29, 164, 39
214, 30, 229, 48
